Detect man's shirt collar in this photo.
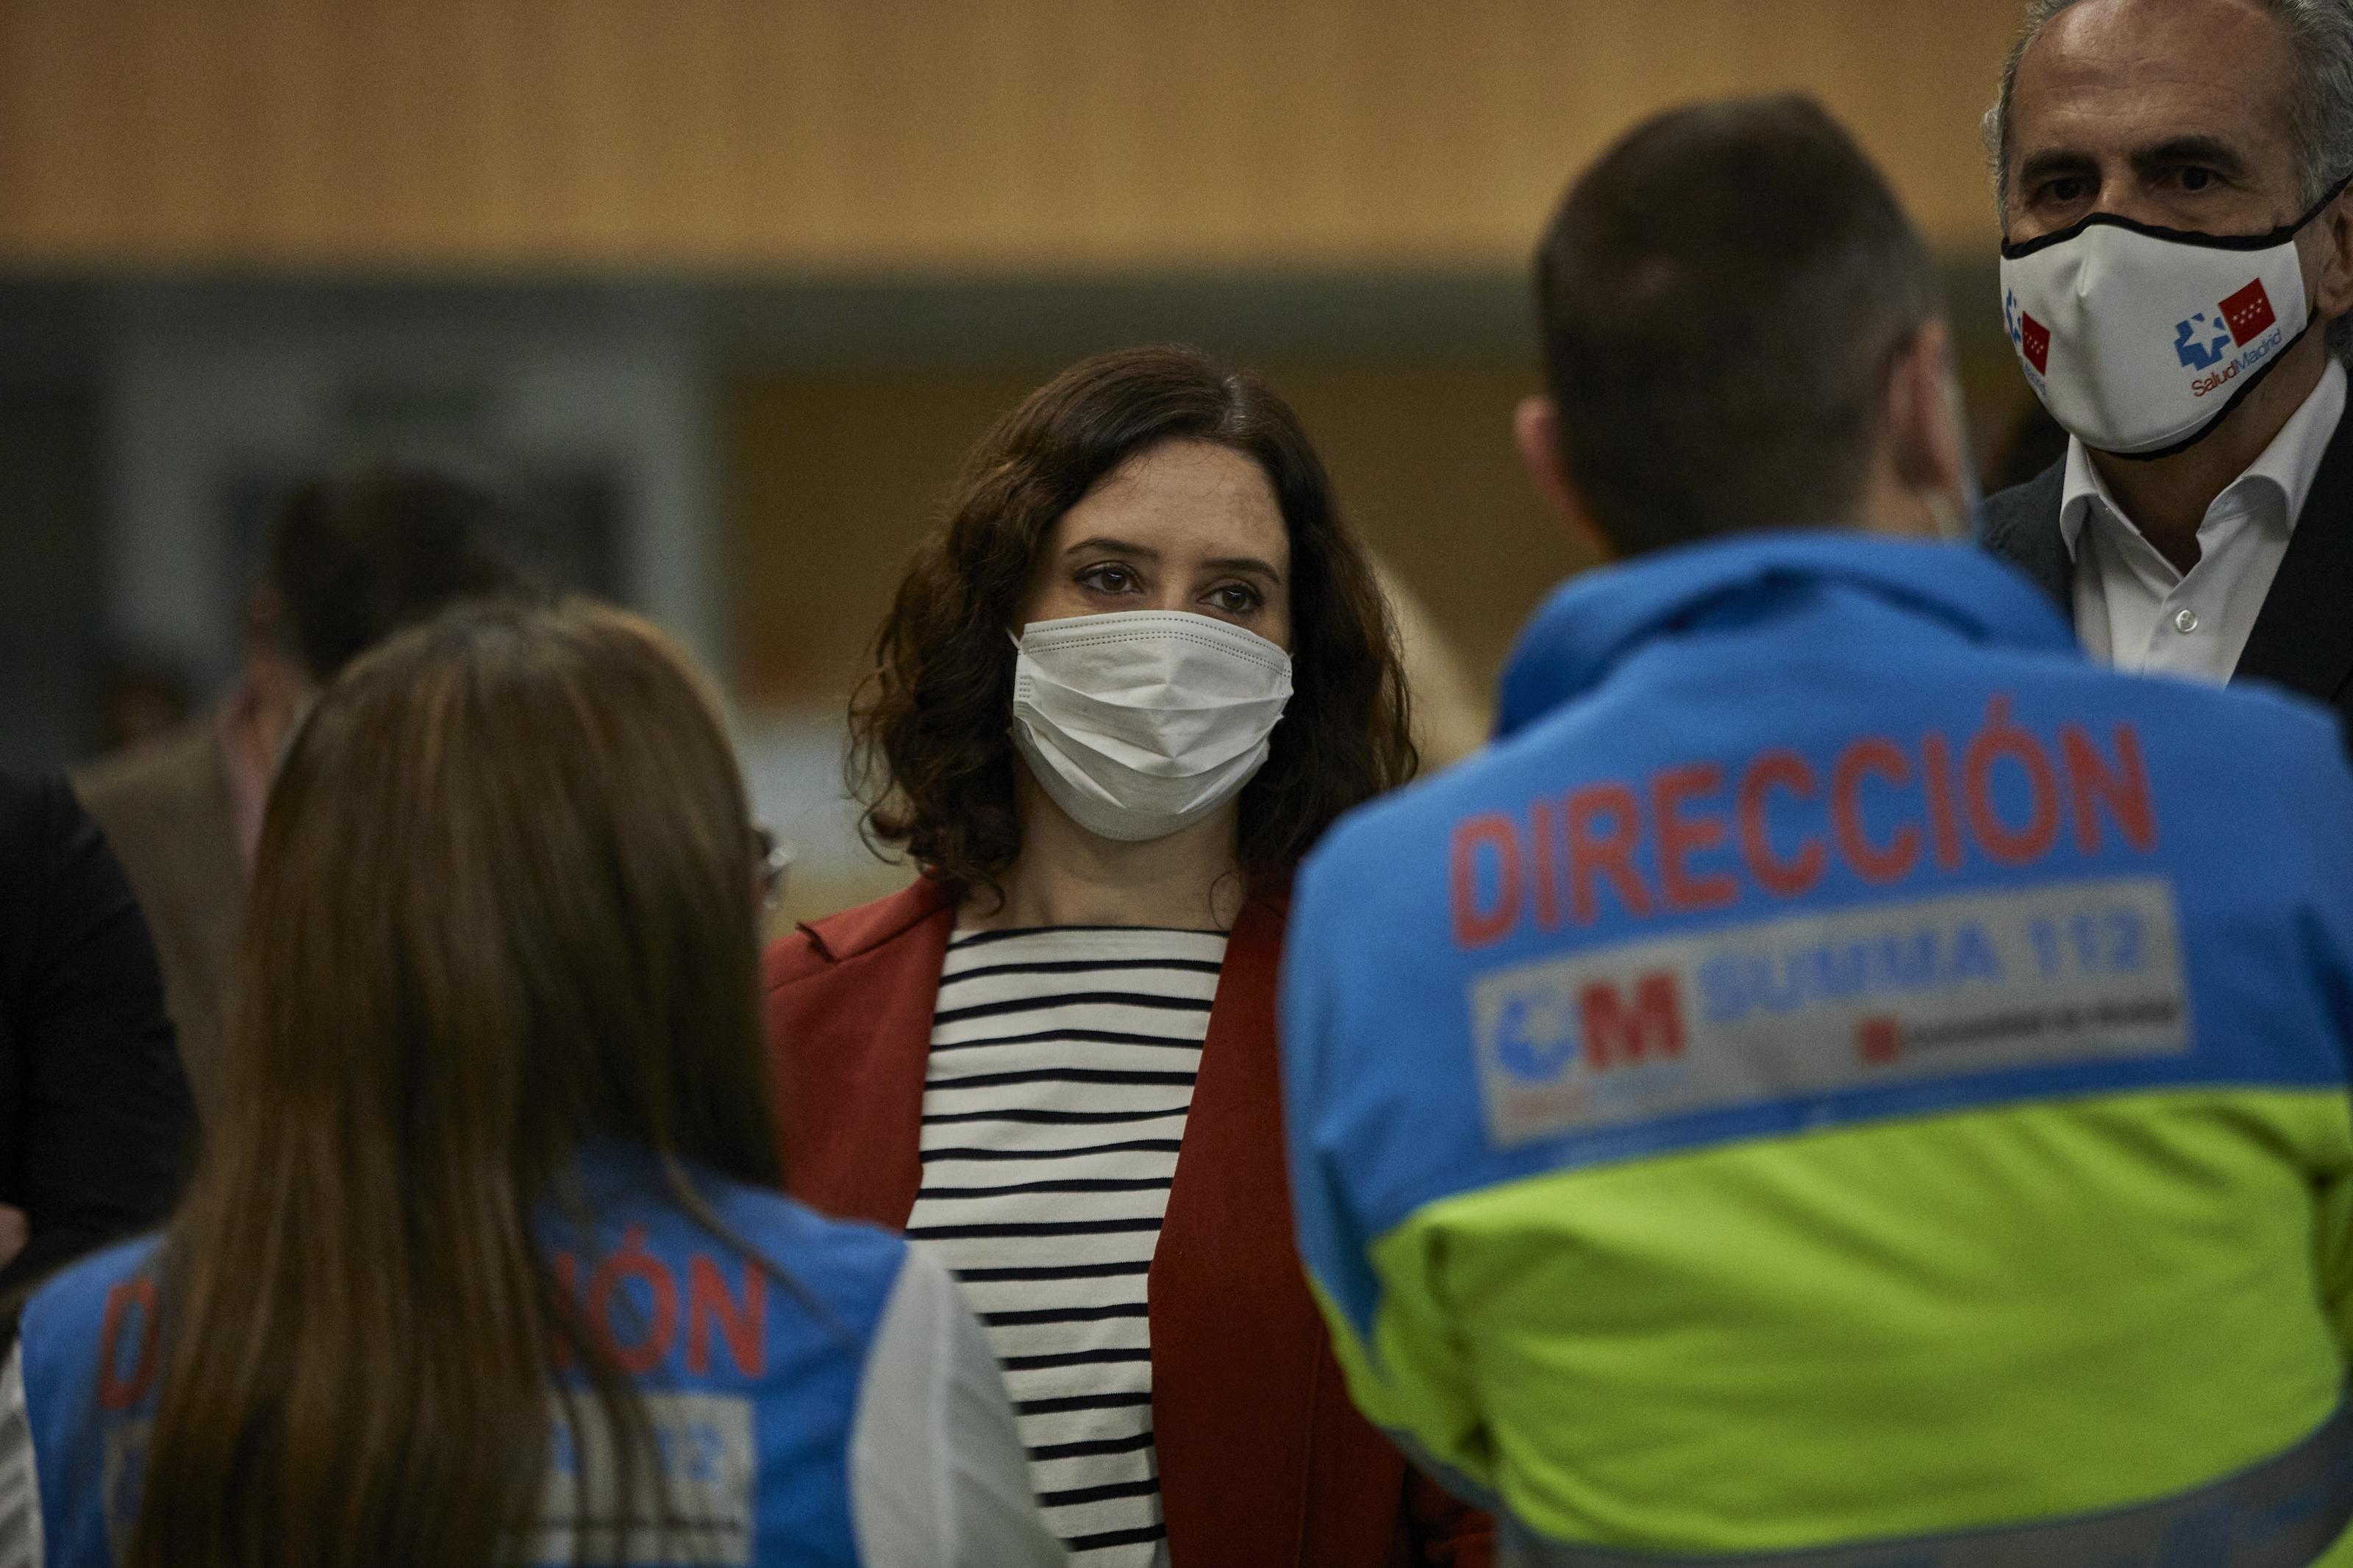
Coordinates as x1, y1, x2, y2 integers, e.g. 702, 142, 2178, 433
2058, 357, 2347, 563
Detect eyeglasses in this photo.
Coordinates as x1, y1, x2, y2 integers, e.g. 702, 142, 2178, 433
754, 827, 795, 912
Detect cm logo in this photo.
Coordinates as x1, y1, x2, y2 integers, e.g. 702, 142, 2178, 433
1494, 970, 1685, 1083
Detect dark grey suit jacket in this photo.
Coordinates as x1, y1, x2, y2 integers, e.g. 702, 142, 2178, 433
0, 773, 195, 1327
70, 715, 243, 1123
1979, 420, 2353, 726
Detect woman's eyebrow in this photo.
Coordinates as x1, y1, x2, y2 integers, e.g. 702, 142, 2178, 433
1064, 534, 1159, 559
1203, 555, 1283, 583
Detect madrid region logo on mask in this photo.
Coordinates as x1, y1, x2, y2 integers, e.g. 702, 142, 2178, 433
1996, 176, 2341, 456
2004, 288, 2052, 376
2174, 280, 2277, 371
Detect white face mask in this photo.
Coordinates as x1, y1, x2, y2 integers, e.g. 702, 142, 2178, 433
1010, 610, 1293, 843
1998, 187, 2343, 458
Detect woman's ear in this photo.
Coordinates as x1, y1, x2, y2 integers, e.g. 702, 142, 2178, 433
1513, 396, 1614, 562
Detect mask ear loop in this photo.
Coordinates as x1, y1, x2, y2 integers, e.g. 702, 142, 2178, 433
2294, 165, 2353, 234
1929, 357, 1982, 540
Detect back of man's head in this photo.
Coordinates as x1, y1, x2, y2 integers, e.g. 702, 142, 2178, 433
262, 462, 549, 682
1533, 95, 1943, 556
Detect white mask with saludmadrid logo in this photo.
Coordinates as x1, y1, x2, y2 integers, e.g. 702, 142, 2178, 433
1010, 609, 1293, 843
1998, 182, 2346, 459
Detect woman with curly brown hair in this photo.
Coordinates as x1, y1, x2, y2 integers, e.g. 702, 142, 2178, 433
764, 346, 1491, 1568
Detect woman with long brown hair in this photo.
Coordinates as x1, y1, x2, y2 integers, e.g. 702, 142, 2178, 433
0, 601, 1058, 1568
766, 346, 1491, 1567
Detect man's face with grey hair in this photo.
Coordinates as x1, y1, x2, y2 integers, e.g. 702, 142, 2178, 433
2005, 0, 2307, 244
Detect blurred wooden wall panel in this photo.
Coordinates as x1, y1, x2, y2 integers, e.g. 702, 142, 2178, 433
726, 367, 1047, 704
725, 359, 1576, 707
0, 0, 2018, 270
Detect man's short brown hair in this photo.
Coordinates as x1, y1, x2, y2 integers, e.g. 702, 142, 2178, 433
1533, 94, 1939, 556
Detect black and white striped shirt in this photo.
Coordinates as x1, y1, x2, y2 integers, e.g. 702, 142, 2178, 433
904, 925, 1227, 1567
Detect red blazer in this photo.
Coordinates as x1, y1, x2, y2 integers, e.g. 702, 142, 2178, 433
763, 875, 1490, 1568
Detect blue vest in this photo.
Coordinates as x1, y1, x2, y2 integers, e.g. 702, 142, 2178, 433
16, 1145, 906, 1567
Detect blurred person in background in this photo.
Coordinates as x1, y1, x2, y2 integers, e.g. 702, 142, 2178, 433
1284, 94, 2353, 1563
0, 601, 1057, 1568
72, 462, 547, 1120
85, 652, 194, 759
1981, 0, 2353, 722
765, 346, 1490, 1567
0, 773, 193, 1329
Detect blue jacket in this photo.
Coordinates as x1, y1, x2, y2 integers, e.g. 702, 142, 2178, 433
1282, 534, 2353, 1563
0, 1144, 1048, 1567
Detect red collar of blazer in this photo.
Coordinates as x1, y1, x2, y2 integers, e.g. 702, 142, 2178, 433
758, 870, 1482, 1567
760, 869, 1296, 1233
